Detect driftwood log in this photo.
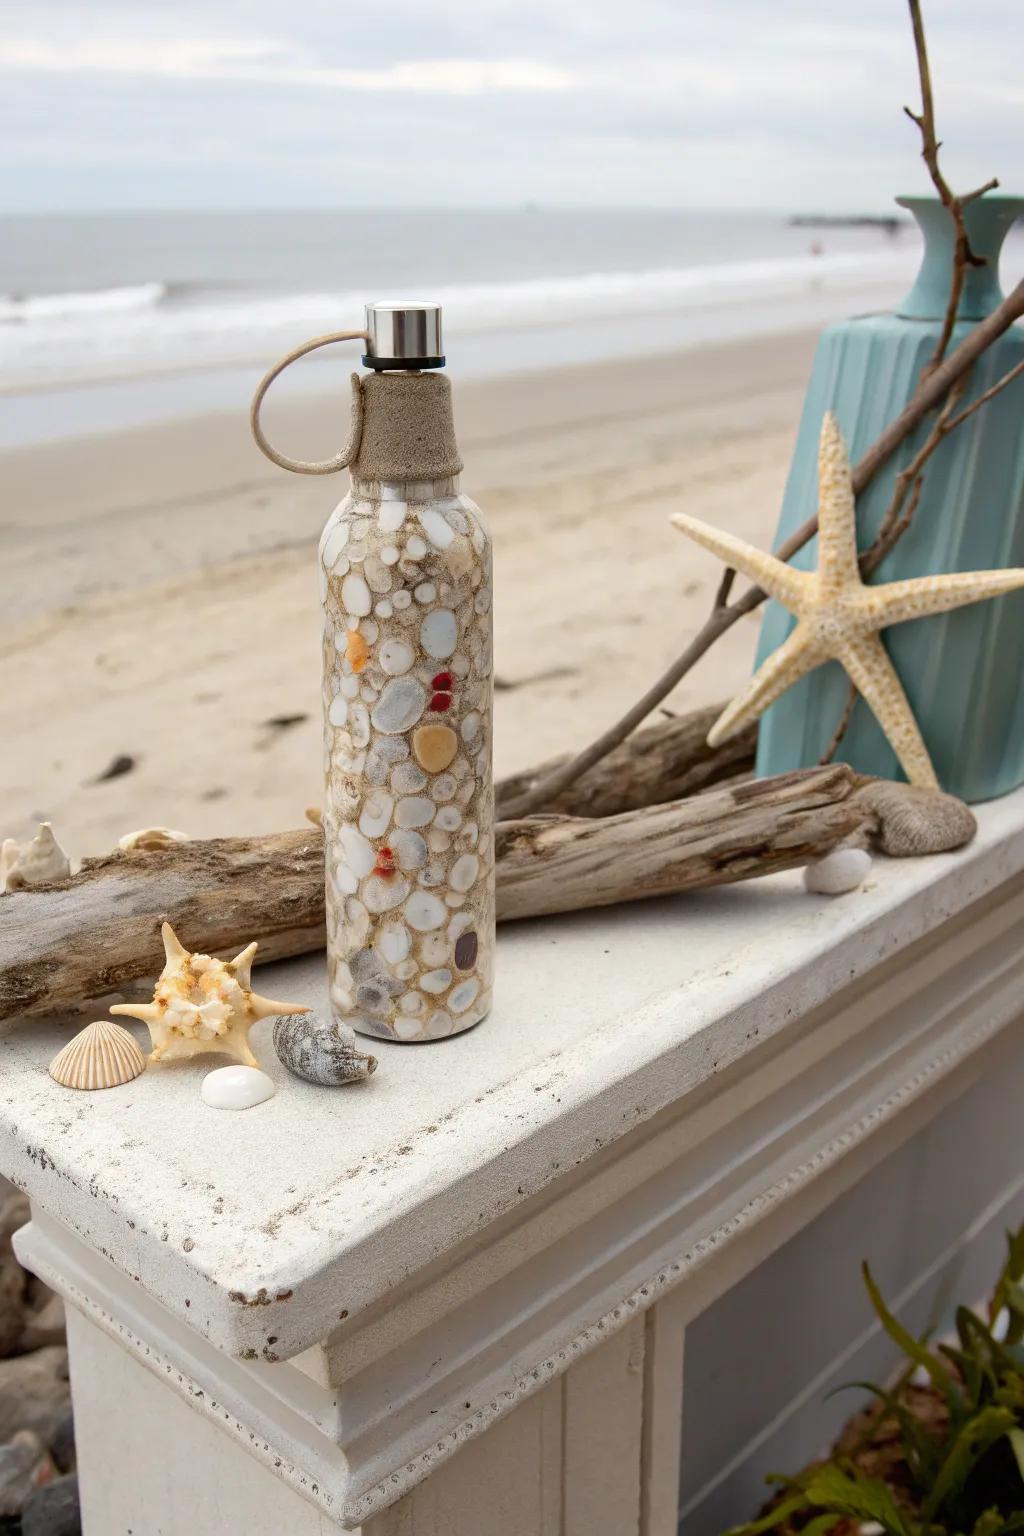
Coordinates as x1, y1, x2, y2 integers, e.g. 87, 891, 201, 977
495, 706, 756, 819
1, 765, 868, 1021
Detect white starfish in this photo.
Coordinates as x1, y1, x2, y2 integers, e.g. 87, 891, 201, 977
671, 412, 1024, 789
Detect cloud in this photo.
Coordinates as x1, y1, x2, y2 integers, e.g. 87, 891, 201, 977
0, 33, 575, 95
0, 0, 1021, 211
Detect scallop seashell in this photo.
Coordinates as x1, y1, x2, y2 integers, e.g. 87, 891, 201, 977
49, 1020, 146, 1091
273, 1014, 377, 1086
117, 827, 190, 852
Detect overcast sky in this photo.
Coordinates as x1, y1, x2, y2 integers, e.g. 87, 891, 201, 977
1, 0, 1021, 213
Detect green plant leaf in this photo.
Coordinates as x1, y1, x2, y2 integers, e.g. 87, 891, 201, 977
720, 1488, 813, 1536
835, 1380, 942, 1491
920, 1405, 1016, 1525
862, 1263, 960, 1412
802, 1462, 911, 1535
1008, 1425, 1024, 1483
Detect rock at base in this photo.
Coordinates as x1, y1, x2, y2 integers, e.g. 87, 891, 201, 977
22, 1472, 80, 1536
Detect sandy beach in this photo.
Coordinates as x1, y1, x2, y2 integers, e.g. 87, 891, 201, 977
0, 328, 816, 860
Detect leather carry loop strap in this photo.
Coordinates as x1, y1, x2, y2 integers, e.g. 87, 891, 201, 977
250, 330, 369, 475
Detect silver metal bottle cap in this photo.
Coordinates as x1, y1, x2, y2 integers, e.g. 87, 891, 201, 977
363, 301, 445, 371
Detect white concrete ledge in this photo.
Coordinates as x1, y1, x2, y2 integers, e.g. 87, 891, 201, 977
3, 791, 1024, 1524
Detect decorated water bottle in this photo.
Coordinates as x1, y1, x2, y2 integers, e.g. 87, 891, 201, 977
252, 302, 494, 1042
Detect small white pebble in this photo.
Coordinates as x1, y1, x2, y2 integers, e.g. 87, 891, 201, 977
803, 847, 872, 896
201, 1066, 275, 1110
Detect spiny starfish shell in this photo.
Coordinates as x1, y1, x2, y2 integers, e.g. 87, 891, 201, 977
672, 412, 1024, 789
111, 922, 308, 1067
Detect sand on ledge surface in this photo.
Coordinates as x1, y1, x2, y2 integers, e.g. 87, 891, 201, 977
0, 329, 816, 860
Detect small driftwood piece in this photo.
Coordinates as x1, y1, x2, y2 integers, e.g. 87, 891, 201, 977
0, 766, 865, 1021
0, 831, 325, 1023
495, 764, 865, 921
495, 706, 756, 819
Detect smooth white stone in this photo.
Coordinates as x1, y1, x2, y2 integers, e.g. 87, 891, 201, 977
390, 828, 428, 870
420, 609, 458, 660
421, 968, 453, 994
362, 749, 389, 787
340, 675, 360, 700
451, 653, 470, 679
427, 828, 451, 854
341, 572, 372, 617
419, 932, 449, 966
395, 796, 435, 829
405, 890, 447, 932
359, 683, 379, 704
426, 1010, 454, 1038
376, 923, 411, 964
405, 534, 427, 560
435, 805, 462, 832
392, 762, 428, 794
381, 545, 401, 565
430, 772, 457, 803
414, 582, 436, 604
461, 711, 482, 744
201, 1066, 275, 1112
445, 891, 467, 907
375, 599, 393, 618
393, 590, 413, 609
461, 820, 479, 847
378, 501, 407, 531
361, 618, 379, 643
373, 735, 409, 763
371, 678, 426, 734
339, 824, 375, 878
447, 911, 473, 940
443, 505, 470, 533
379, 638, 415, 676
349, 702, 371, 748
332, 863, 358, 896
451, 754, 471, 779
399, 991, 424, 1014
359, 790, 394, 839
394, 958, 418, 981
328, 696, 348, 727
419, 509, 455, 550
344, 897, 370, 949
449, 978, 480, 1015
321, 521, 349, 567
450, 853, 480, 893
362, 874, 410, 913
394, 1016, 423, 1041
456, 780, 476, 807
803, 848, 872, 895
419, 864, 445, 887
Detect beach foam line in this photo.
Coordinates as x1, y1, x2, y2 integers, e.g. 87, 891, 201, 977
0, 281, 167, 325
0, 248, 923, 392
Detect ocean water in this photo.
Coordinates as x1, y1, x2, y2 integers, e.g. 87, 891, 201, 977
1, 207, 1019, 446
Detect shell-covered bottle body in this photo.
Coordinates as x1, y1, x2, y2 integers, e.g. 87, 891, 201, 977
319, 476, 494, 1042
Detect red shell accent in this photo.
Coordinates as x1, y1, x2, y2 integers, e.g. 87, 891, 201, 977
431, 671, 454, 691
430, 692, 453, 712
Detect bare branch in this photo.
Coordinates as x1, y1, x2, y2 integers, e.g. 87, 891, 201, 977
905, 0, 996, 373
818, 683, 859, 765
944, 355, 1024, 434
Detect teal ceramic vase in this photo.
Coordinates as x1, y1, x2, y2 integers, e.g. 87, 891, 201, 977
754, 194, 1024, 802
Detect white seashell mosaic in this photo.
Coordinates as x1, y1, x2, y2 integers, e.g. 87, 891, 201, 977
320, 478, 495, 1042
